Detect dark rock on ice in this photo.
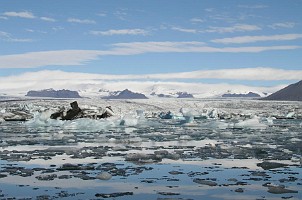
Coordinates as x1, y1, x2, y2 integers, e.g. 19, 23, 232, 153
235, 188, 244, 193
158, 191, 180, 195
95, 192, 133, 198
26, 88, 81, 98
96, 172, 112, 180
0, 174, 7, 178
62, 101, 82, 120
193, 178, 218, 186
50, 101, 114, 120
257, 161, 289, 170
169, 171, 184, 175
36, 174, 57, 181
125, 153, 162, 164
57, 163, 81, 171
266, 185, 298, 194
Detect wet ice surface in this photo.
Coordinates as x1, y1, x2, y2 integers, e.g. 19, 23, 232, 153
0, 99, 301, 200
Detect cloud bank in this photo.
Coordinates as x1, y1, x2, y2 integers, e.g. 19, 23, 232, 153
211, 34, 302, 44
0, 70, 286, 97
1, 68, 301, 81
0, 41, 300, 69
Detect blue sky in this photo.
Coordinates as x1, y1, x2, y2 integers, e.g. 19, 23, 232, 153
0, 0, 302, 87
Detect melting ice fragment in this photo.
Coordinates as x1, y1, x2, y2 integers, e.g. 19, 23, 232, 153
235, 116, 267, 129
286, 111, 295, 118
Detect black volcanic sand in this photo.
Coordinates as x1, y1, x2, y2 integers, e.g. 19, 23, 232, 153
0, 99, 301, 199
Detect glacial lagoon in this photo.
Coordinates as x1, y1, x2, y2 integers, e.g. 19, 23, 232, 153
0, 99, 301, 200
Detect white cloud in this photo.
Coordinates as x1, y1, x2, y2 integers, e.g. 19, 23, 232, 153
40, 17, 56, 22
211, 34, 302, 44
97, 12, 107, 17
3, 11, 35, 19
190, 18, 204, 23
90, 29, 149, 36
0, 31, 33, 42
149, 67, 302, 81
269, 22, 296, 29
171, 27, 197, 33
67, 18, 96, 24
109, 41, 299, 54
205, 24, 261, 33
0, 50, 103, 68
0, 69, 295, 96
1, 67, 301, 82
238, 5, 268, 9
0, 42, 300, 69
0, 16, 8, 20
114, 9, 128, 21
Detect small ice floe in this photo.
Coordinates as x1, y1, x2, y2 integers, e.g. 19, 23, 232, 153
235, 116, 267, 129
207, 108, 219, 119
257, 161, 288, 170
96, 172, 112, 180
120, 115, 139, 126
266, 117, 275, 125
159, 111, 185, 120
286, 111, 295, 118
263, 183, 298, 194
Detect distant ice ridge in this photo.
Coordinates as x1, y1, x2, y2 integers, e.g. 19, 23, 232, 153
2, 102, 269, 131
3, 98, 299, 131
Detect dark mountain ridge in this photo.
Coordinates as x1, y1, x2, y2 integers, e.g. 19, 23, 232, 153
222, 92, 261, 98
263, 80, 302, 101
102, 89, 148, 99
26, 88, 81, 98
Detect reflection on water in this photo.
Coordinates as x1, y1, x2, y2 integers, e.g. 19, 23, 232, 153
0, 99, 301, 199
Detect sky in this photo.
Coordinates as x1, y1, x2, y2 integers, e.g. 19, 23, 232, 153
0, 0, 302, 94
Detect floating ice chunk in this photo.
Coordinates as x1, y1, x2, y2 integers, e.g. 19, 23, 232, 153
27, 110, 60, 125
207, 109, 219, 119
290, 138, 302, 142
120, 115, 139, 126
159, 111, 185, 120
179, 116, 192, 123
220, 131, 233, 138
286, 112, 295, 118
64, 117, 117, 131
136, 110, 145, 118
235, 116, 267, 129
210, 120, 234, 129
266, 117, 275, 125
179, 135, 191, 140
180, 108, 199, 117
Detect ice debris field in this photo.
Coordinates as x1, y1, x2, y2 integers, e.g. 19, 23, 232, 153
0, 98, 301, 200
